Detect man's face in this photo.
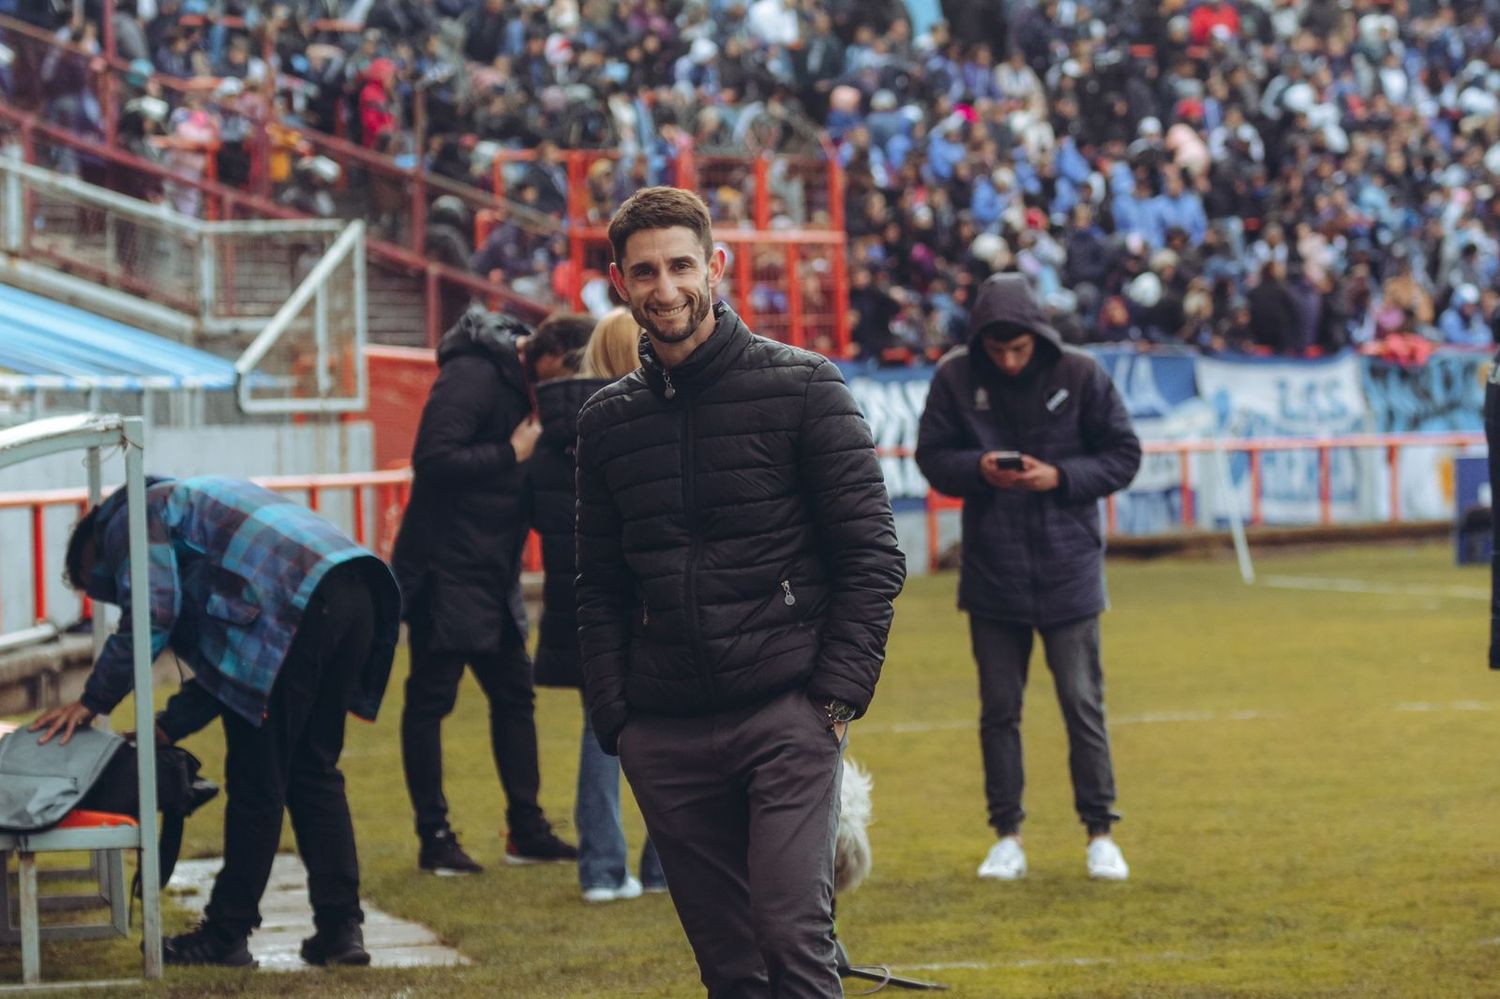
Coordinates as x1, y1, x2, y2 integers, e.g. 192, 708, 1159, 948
610, 225, 725, 347
981, 332, 1036, 377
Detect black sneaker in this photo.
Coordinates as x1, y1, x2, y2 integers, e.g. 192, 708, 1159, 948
301, 923, 371, 967
163, 921, 256, 968
505, 824, 579, 865
419, 829, 484, 876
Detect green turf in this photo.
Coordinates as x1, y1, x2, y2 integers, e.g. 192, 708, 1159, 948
6, 541, 1500, 997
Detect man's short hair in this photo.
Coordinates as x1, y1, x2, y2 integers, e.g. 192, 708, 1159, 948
529, 311, 596, 376
607, 186, 714, 266
63, 506, 101, 591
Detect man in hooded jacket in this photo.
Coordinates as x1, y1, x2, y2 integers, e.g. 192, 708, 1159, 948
392, 310, 577, 874
916, 273, 1141, 884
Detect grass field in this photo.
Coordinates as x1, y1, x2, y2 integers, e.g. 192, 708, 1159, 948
7, 540, 1500, 997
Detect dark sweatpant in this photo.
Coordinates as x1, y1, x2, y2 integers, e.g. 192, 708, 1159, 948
971, 614, 1120, 836
205, 562, 374, 936
620, 688, 845, 999
401, 618, 545, 840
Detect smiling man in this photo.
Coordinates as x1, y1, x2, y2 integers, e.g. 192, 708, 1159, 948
574, 187, 906, 997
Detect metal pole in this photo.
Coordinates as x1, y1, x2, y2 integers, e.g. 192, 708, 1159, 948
88, 447, 105, 662
123, 417, 162, 980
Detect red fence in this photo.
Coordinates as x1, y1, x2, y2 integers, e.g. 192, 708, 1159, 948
922, 432, 1487, 572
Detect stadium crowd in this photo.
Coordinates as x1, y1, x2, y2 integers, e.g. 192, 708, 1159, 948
4, 0, 1500, 363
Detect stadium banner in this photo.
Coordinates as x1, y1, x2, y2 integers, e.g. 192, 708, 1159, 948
837, 363, 932, 511
1361, 352, 1489, 520
837, 350, 1482, 530
1193, 353, 1380, 524
1092, 348, 1210, 535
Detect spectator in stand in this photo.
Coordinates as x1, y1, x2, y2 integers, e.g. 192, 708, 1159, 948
55, 0, 1500, 360
1439, 285, 1492, 348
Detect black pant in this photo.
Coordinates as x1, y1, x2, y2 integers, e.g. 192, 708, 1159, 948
971, 614, 1119, 836
400, 619, 544, 839
204, 563, 374, 936
621, 689, 846, 999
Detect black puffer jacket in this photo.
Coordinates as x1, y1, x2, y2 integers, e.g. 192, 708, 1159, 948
529, 375, 613, 688
916, 273, 1141, 627
575, 305, 907, 754
391, 311, 533, 651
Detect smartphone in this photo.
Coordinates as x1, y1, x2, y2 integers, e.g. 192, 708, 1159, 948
992, 451, 1024, 471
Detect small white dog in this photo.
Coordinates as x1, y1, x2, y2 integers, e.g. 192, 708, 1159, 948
833, 757, 873, 896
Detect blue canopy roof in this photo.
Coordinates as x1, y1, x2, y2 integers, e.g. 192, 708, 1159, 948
0, 283, 238, 392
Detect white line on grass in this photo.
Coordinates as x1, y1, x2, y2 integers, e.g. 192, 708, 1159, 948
1260, 575, 1489, 601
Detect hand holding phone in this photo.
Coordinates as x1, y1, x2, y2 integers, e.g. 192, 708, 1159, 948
980, 450, 1025, 487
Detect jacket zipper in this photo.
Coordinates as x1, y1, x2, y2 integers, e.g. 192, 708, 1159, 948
662, 368, 676, 399
781, 580, 796, 606
681, 398, 711, 700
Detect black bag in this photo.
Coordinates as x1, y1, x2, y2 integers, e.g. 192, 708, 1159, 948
77, 739, 220, 891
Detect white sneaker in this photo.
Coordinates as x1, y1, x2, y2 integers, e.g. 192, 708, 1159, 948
977, 836, 1027, 880
1086, 837, 1129, 881
582, 875, 643, 904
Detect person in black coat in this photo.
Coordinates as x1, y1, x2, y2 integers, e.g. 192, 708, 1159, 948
391, 310, 578, 874
916, 273, 1141, 884
576, 188, 906, 994
529, 308, 664, 904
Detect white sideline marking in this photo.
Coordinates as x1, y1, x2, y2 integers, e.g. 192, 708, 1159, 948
1261, 575, 1488, 601
171, 856, 469, 971
899, 950, 1201, 972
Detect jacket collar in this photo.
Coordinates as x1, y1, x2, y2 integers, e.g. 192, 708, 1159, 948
637, 302, 749, 400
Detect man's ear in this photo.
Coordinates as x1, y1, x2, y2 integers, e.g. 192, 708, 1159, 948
609, 261, 628, 301
707, 246, 727, 288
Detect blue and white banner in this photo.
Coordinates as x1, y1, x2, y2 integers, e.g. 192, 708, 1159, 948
1094, 348, 1212, 535
1362, 352, 1490, 519
836, 349, 1481, 533
838, 363, 932, 510
1193, 353, 1379, 524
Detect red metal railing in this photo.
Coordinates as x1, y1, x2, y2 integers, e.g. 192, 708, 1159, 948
922, 432, 1487, 572
0, 104, 550, 335
0, 470, 545, 634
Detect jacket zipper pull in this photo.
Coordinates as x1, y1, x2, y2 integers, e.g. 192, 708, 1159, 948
642, 604, 650, 627
781, 580, 796, 606
662, 370, 677, 400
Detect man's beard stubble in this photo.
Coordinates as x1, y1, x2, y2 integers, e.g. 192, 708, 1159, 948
636, 279, 713, 345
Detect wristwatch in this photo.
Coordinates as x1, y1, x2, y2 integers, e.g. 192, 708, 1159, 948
823, 698, 857, 725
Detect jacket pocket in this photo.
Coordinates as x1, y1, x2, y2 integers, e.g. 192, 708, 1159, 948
205, 590, 261, 627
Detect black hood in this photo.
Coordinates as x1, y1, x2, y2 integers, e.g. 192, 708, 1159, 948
967, 273, 1064, 363
436, 310, 532, 397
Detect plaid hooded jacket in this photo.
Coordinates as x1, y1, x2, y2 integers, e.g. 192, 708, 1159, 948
77, 476, 400, 728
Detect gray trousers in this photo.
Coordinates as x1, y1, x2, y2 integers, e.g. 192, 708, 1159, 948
619, 688, 845, 999
970, 614, 1120, 836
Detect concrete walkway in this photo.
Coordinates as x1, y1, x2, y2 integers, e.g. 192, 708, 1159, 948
170, 856, 469, 971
